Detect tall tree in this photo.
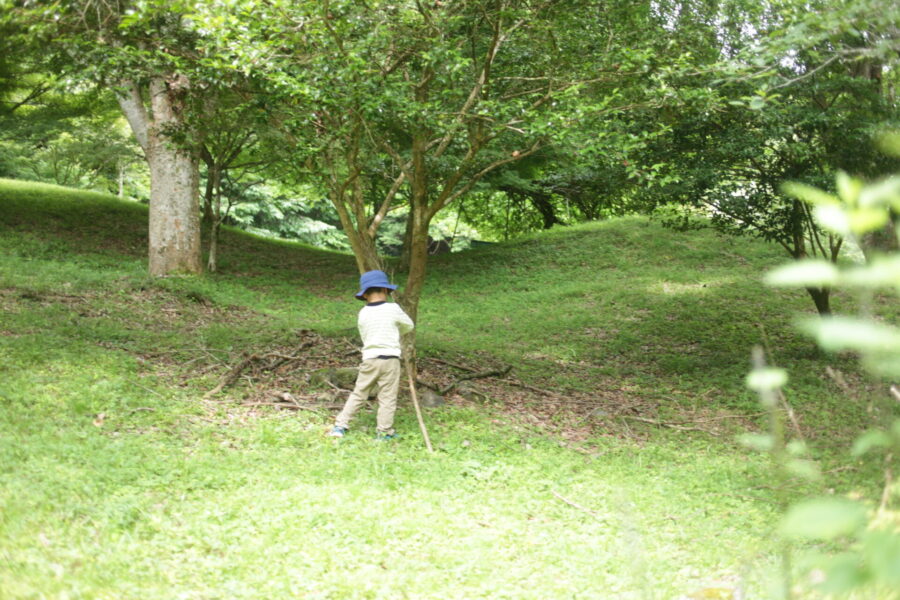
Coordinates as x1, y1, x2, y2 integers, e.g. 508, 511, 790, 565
9, 1, 215, 276
643, 0, 900, 314
198, 0, 687, 335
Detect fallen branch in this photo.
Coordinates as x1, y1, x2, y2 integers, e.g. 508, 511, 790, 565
439, 365, 513, 395
205, 353, 259, 399
506, 379, 566, 398
132, 381, 166, 398
619, 415, 719, 436
426, 357, 479, 373
204, 342, 316, 399
688, 412, 767, 422
426, 357, 573, 399
241, 401, 341, 411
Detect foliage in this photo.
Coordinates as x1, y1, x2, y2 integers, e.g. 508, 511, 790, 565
0, 35, 144, 196
751, 135, 900, 597
227, 183, 351, 252
637, 0, 900, 314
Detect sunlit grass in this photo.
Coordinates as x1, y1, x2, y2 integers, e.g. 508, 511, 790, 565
2, 179, 897, 598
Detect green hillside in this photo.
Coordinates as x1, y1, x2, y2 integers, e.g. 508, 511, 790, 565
1, 179, 896, 598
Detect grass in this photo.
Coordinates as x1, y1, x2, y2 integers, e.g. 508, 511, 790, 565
1, 178, 898, 599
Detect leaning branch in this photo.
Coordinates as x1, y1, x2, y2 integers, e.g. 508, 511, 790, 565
115, 80, 151, 153
429, 138, 543, 219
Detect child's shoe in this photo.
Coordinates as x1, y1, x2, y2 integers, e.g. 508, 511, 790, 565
328, 426, 347, 438
376, 432, 398, 441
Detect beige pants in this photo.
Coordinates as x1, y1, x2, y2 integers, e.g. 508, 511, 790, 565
335, 358, 401, 434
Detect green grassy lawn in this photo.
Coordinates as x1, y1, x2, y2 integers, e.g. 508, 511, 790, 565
1, 178, 897, 599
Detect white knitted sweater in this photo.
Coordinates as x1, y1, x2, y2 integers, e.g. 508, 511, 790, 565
358, 302, 415, 360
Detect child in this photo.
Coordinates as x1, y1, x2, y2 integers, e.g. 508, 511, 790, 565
329, 270, 415, 439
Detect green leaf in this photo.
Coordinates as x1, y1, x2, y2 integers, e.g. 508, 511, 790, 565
785, 458, 821, 480
816, 552, 869, 595
848, 207, 890, 235
737, 433, 774, 452
765, 260, 839, 287
875, 131, 900, 158
812, 198, 890, 236
836, 171, 862, 205
748, 96, 766, 110
857, 176, 900, 209
812, 204, 852, 236
780, 497, 867, 540
802, 317, 900, 353
745, 367, 787, 392
781, 182, 839, 206
852, 430, 892, 457
862, 529, 900, 586
841, 256, 900, 289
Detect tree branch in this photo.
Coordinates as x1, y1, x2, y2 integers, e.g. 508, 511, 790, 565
115, 80, 151, 153
429, 139, 543, 219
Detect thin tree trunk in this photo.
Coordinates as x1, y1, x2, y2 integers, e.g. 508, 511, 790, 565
207, 165, 221, 273
806, 287, 831, 316
531, 191, 561, 229
202, 168, 215, 225
208, 219, 220, 273
399, 210, 415, 272
332, 193, 382, 274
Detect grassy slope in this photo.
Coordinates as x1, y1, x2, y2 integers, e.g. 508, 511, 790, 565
1, 178, 896, 599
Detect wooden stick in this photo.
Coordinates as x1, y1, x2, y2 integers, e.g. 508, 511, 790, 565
620, 415, 719, 436
405, 357, 434, 453
241, 401, 340, 411
438, 365, 512, 395
204, 353, 259, 399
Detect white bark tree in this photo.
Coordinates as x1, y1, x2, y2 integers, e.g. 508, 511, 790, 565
11, 1, 206, 276
117, 76, 202, 275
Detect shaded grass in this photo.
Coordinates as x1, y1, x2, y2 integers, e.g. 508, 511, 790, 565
1, 178, 897, 598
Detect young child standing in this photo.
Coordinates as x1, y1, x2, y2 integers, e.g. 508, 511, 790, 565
329, 270, 415, 439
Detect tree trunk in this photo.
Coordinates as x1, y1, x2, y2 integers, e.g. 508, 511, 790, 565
806, 286, 831, 316
207, 165, 221, 273
116, 76, 202, 277
350, 231, 381, 274
399, 210, 415, 272
530, 190, 562, 229
398, 220, 429, 370
208, 219, 220, 273
332, 199, 382, 274
146, 142, 202, 276
202, 168, 215, 225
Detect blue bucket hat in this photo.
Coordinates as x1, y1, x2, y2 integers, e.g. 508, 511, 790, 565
355, 270, 398, 300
